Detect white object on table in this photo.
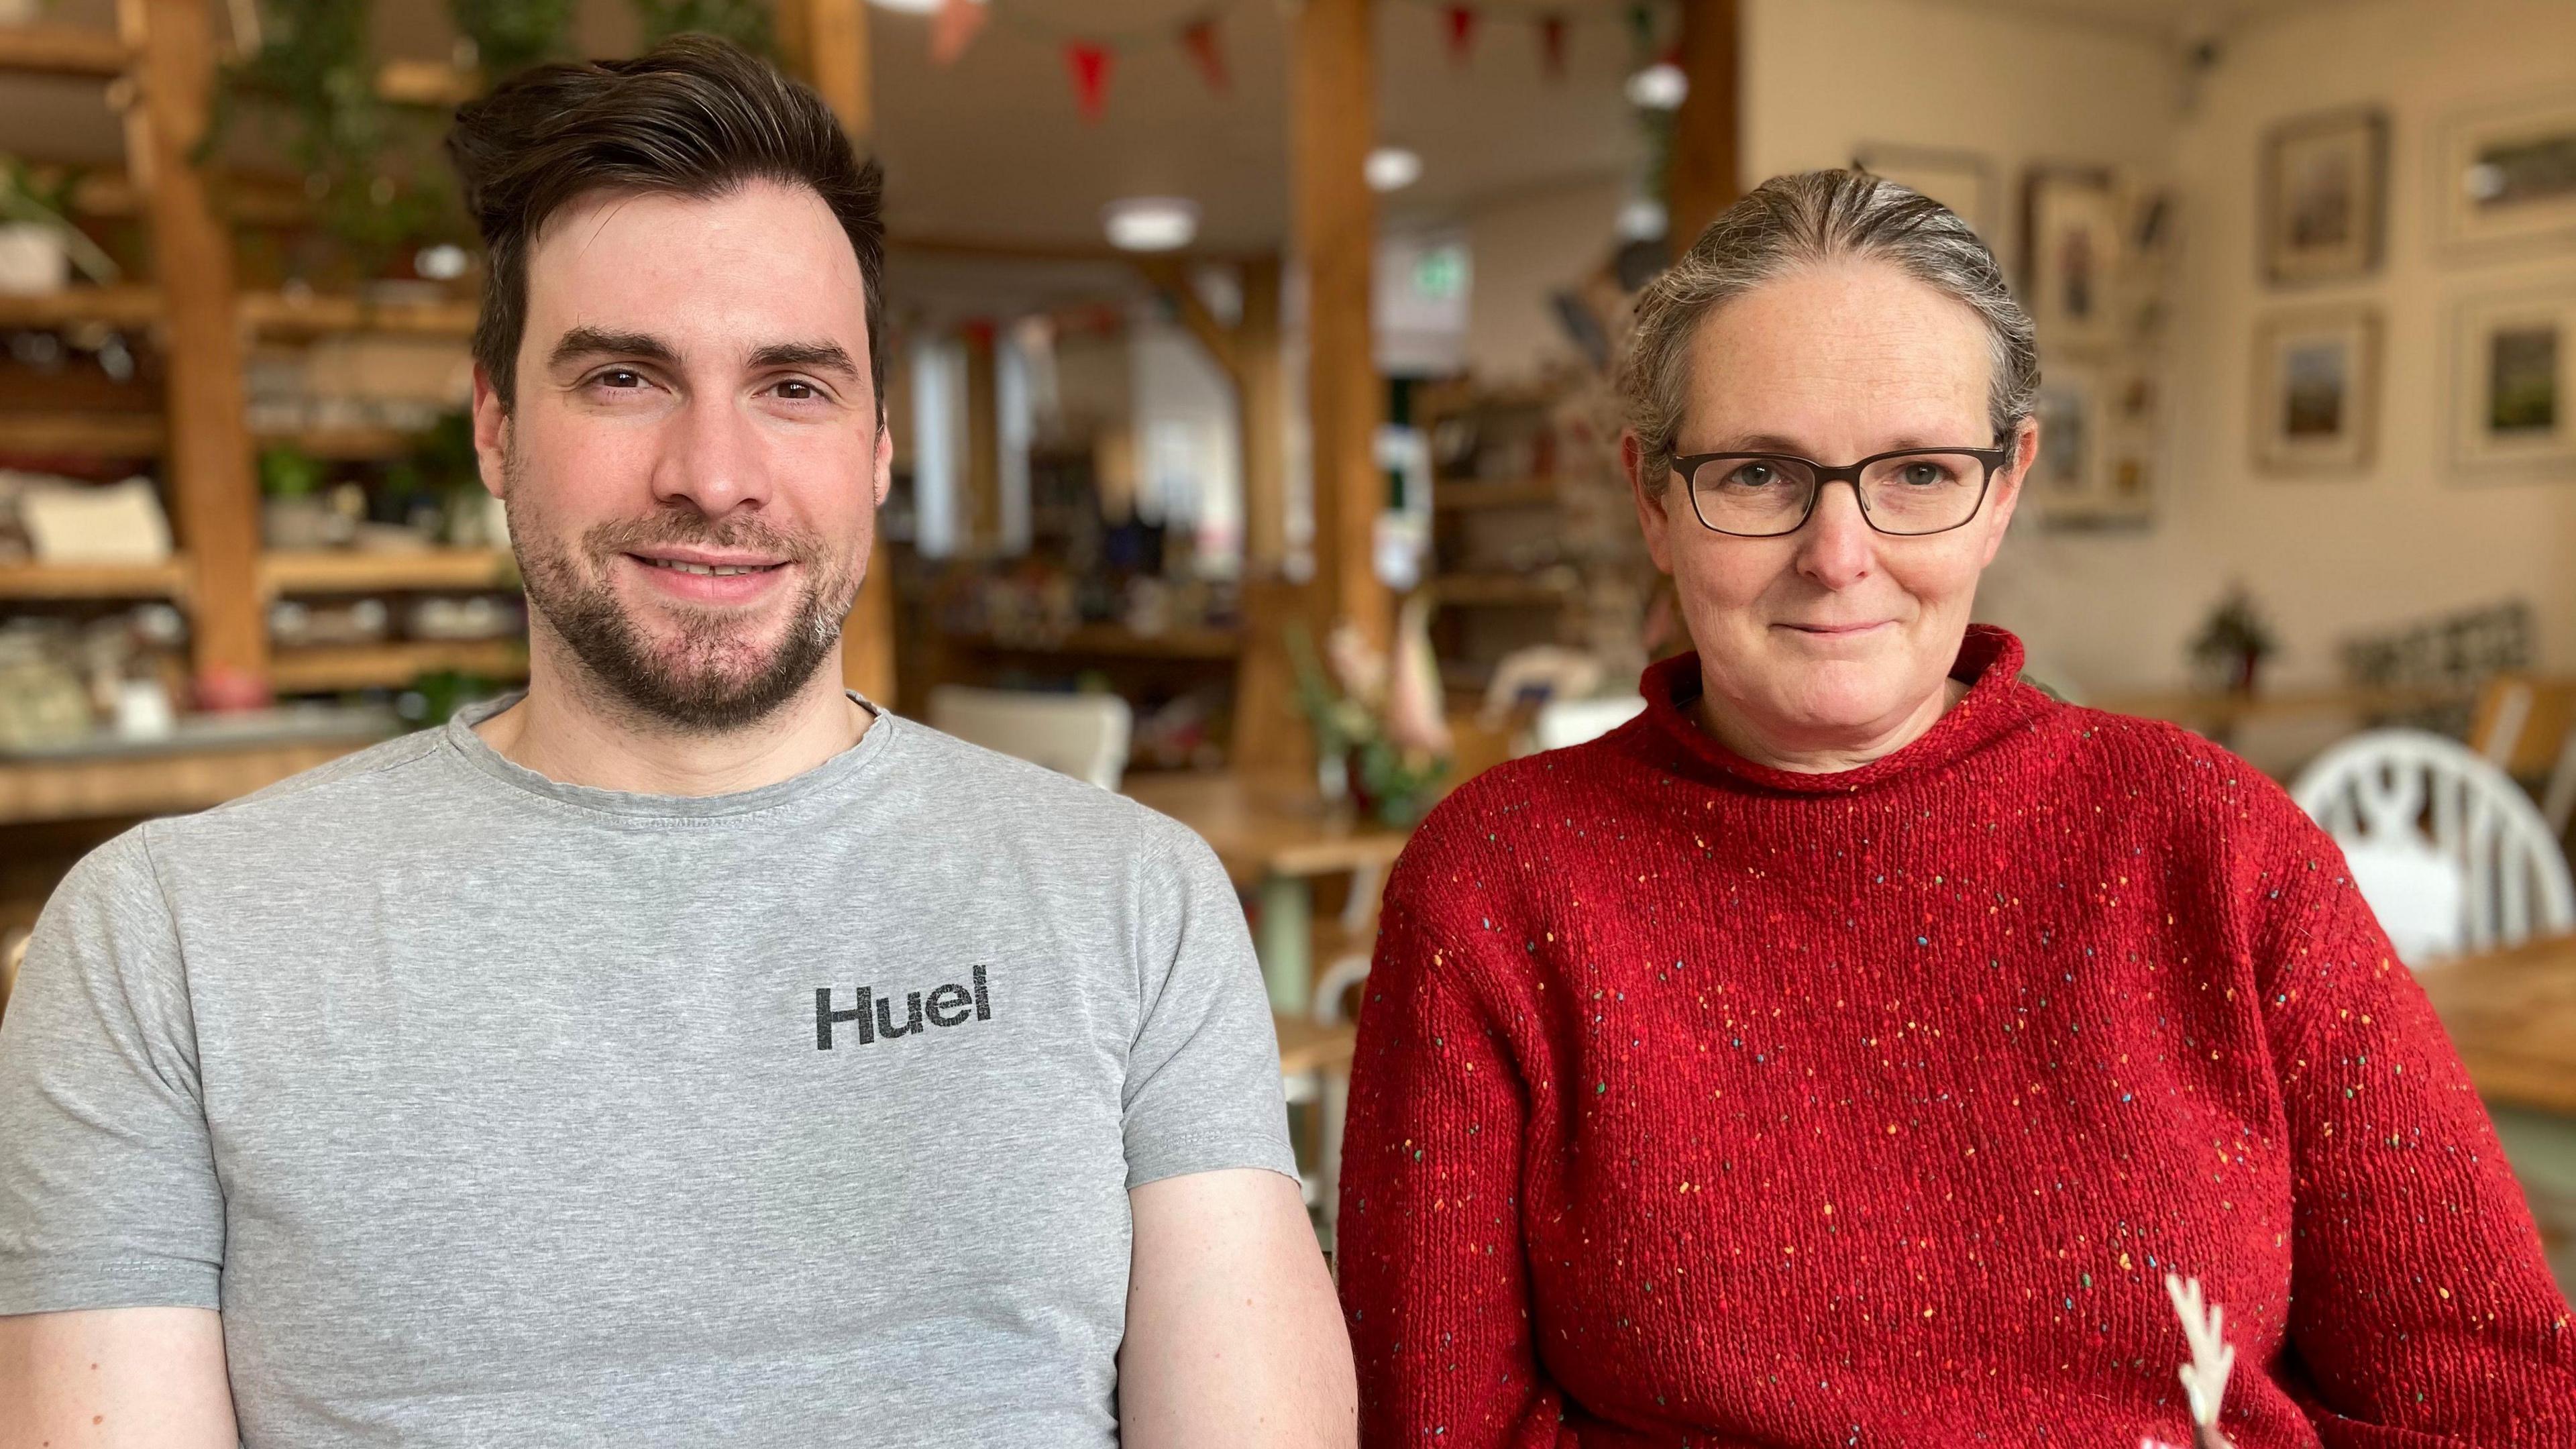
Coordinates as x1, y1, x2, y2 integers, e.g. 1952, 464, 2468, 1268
927, 685, 1132, 793
2290, 728, 2576, 965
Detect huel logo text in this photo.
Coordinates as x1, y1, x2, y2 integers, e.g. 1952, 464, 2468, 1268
816, 965, 993, 1049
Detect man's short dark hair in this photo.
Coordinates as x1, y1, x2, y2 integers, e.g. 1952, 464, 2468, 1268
446, 35, 886, 419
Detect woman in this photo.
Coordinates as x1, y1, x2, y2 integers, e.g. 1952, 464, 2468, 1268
1336, 171, 2575, 1447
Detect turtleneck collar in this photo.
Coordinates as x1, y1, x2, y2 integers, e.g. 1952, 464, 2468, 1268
1625, 623, 2053, 795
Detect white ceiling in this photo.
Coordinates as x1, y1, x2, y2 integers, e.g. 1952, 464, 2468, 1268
1, 0, 2357, 265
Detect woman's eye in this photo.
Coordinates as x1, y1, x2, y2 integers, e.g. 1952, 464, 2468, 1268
1726, 464, 1776, 488
1900, 462, 1949, 486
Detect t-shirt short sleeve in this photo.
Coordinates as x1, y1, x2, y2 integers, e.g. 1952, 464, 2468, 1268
1119, 826, 1299, 1191
0, 827, 225, 1313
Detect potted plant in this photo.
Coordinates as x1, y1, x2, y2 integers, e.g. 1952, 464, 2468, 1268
2189, 584, 2279, 696
1290, 596, 1453, 828
0, 156, 120, 295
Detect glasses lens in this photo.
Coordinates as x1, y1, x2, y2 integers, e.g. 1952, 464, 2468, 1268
1857, 451, 1989, 535
1687, 456, 1817, 536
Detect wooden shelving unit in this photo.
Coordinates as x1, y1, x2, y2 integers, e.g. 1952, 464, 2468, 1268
950, 624, 1243, 661
0, 21, 131, 78
0, 413, 168, 456
240, 290, 478, 341
0, 285, 165, 330
1433, 478, 1558, 511
1426, 572, 1576, 607
0, 559, 191, 601
269, 639, 528, 693
259, 548, 515, 597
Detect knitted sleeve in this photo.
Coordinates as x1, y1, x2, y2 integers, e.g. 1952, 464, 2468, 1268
1337, 821, 1568, 1449
2247, 797, 2576, 1445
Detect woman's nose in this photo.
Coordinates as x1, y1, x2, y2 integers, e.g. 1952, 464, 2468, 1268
1794, 481, 1876, 588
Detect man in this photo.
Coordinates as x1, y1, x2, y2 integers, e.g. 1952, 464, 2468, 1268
0, 39, 1352, 1448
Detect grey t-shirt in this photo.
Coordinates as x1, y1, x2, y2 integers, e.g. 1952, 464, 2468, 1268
0, 698, 1296, 1447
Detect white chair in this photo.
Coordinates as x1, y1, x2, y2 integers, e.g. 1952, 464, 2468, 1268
1527, 696, 1646, 754
926, 686, 1133, 793
2290, 729, 2576, 965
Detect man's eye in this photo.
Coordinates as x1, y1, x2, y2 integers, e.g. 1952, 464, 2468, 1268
775, 380, 819, 400
594, 370, 645, 390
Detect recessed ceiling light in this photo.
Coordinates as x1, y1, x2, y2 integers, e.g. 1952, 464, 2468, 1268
1366, 146, 1424, 193
1625, 61, 1688, 111
867, 0, 944, 12
1616, 199, 1667, 241
1103, 197, 1199, 253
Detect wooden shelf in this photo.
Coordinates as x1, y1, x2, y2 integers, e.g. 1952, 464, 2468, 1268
949, 624, 1243, 661
0, 558, 189, 601
0, 22, 131, 80
269, 638, 527, 692
1434, 478, 1558, 511
241, 290, 477, 340
1426, 573, 1576, 607
375, 58, 478, 107
0, 285, 164, 330
0, 413, 166, 456
260, 549, 515, 597
272, 427, 425, 460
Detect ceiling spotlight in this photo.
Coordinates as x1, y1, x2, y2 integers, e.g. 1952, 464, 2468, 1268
1625, 61, 1688, 111
1103, 197, 1200, 253
1366, 146, 1424, 193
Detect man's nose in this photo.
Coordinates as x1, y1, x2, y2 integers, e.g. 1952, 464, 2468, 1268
652, 393, 772, 515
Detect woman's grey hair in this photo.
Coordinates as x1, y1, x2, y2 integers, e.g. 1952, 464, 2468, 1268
1618, 168, 2040, 483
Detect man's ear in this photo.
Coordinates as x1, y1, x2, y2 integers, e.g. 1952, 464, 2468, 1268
871, 415, 894, 509
470, 364, 511, 500
1623, 433, 1677, 576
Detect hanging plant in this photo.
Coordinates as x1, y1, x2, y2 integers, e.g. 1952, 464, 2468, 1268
447, 0, 578, 83
631, 0, 774, 57
210, 0, 461, 286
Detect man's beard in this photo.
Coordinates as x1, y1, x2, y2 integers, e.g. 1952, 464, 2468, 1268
506, 477, 855, 735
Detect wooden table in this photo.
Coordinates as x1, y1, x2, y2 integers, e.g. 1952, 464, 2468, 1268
1126, 771, 1413, 1013
2094, 684, 2474, 746
2418, 932, 2576, 1117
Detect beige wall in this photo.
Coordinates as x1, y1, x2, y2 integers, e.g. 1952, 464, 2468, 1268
1988, 0, 2576, 693
1462, 174, 1635, 386
1459, 0, 2576, 696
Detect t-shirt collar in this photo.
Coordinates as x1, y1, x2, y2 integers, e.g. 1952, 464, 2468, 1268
439, 691, 894, 821
1629, 623, 2048, 794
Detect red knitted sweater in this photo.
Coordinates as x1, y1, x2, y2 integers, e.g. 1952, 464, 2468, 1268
1338, 626, 2576, 1448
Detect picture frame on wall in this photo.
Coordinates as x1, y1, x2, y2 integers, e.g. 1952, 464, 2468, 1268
2252, 307, 2381, 474
2260, 107, 2387, 284
1854, 144, 1999, 241
2031, 361, 2149, 527
2450, 288, 2576, 476
2023, 166, 2125, 351
2436, 91, 2576, 255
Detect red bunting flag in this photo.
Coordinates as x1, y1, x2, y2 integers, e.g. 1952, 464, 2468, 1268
1179, 16, 1228, 95
1538, 13, 1567, 79
1443, 5, 1477, 64
1065, 42, 1113, 122
930, 0, 985, 67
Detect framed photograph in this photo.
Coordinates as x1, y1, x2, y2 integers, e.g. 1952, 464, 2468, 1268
2436, 91, 2576, 255
2023, 166, 2124, 350
2030, 361, 2146, 527
2261, 107, 2387, 284
2449, 288, 2576, 476
2252, 307, 2381, 473
1854, 144, 1998, 240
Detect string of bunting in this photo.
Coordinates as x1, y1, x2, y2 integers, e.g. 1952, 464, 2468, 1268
914, 0, 1672, 123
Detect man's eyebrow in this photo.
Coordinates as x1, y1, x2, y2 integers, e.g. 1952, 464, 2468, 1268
748, 341, 860, 378
549, 327, 681, 369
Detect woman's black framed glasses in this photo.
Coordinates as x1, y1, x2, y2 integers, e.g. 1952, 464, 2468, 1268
1670, 441, 2014, 538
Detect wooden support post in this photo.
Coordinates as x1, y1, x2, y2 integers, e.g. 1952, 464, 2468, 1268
780, 0, 896, 707
1238, 258, 1286, 576
121, 0, 264, 692
1666, 0, 1742, 250
960, 323, 1000, 555
1291, 0, 1387, 655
